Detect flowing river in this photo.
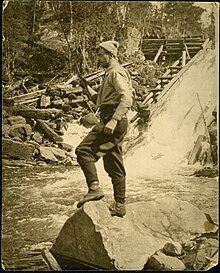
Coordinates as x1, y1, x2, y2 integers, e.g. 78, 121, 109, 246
2, 161, 218, 270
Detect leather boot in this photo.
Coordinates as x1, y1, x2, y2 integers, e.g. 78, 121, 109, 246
77, 181, 104, 208
109, 201, 126, 217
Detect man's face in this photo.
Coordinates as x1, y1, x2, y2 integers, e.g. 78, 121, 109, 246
97, 48, 111, 68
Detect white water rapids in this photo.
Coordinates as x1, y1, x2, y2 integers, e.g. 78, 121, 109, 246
63, 43, 218, 181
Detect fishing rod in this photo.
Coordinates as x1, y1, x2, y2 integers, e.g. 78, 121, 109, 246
52, 3, 95, 113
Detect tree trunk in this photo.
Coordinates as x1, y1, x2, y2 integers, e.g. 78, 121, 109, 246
69, 1, 74, 72
32, 0, 37, 33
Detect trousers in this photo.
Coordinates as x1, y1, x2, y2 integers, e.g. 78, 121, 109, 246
75, 106, 128, 202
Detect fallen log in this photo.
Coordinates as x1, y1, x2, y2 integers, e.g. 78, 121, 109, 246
64, 86, 83, 96
64, 62, 132, 85
17, 98, 40, 105
70, 98, 88, 104
16, 108, 63, 120
6, 88, 47, 104
4, 76, 32, 93
36, 119, 63, 143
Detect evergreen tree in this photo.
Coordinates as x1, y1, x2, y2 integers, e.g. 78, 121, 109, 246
163, 1, 205, 37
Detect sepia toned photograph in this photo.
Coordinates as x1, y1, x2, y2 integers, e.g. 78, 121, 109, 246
2, 0, 219, 270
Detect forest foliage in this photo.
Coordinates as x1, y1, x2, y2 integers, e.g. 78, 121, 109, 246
2, 1, 216, 85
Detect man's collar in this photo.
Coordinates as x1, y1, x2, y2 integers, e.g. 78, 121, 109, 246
105, 61, 119, 73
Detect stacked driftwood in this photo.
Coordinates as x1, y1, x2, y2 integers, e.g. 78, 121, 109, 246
2, 63, 137, 166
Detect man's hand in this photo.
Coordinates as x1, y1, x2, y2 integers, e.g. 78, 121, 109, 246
103, 119, 118, 135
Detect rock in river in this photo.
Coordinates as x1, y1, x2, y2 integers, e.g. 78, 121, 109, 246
50, 197, 217, 270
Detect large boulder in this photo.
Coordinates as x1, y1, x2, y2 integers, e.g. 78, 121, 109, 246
9, 123, 32, 141
7, 115, 26, 125
51, 197, 217, 270
2, 138, 35, 159
31, 132, 43, 144
49, 147, 67, 161
38, 147, 58, 162
146, 251, 186, 270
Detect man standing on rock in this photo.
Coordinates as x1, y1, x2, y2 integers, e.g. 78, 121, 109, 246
75, 40, 133, 217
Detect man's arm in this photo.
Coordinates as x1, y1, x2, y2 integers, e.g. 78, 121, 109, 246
86, 85, 98, 104
111, 71, 133, 120
103, 70, 133, 135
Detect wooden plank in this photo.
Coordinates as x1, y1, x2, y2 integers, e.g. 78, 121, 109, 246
164, 47, 201, 52
186, 46, 202, 50
169, 66, 182, 70
182, 50, 187, 67
184, 38, 205, 42
153, 45, 164, 63
185, 42, 204, 46
143, 52, 182, 56
40, 95, 51, 108
201, 38, 210, 49
15, 98, 40, 105
188, 135, 206, 165
184, 43, 191, 59
65, 75, 78, 85
142, 44, 163, 48
150, 39, 211, 115
159, 76, 173, 80
64, 86, 83, 95
42, 248, 62, 271
70, 98, 88, 104
149, 88, 163, 92
165, 42, 182, 46
8, 88, 47, 103
130, 56, 181, 124
143, 58, 180, 104
142, 38, 166, 43
142, 38, 203, 44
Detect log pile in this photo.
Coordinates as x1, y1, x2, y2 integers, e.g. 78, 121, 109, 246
2, 63, 134, 166
2, 107, 76, 166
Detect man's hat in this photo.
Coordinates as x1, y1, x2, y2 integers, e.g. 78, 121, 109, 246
98, 40, 119, 57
